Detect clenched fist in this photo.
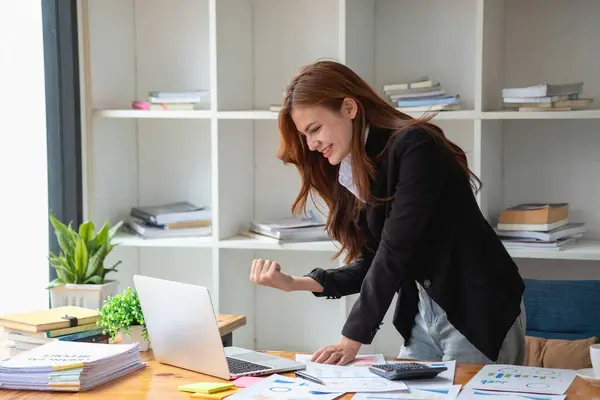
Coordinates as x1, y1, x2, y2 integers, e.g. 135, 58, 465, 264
250, 259, 295, 292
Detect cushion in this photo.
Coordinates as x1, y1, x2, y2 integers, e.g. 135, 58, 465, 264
523, 279, 600, 341
524, 335, 597, 370
524, 336, 546, 367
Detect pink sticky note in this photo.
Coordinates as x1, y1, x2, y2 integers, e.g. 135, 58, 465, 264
233, 376, 264, 388
351, 355, 378, 366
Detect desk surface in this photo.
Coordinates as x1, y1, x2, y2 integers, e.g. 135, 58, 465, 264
215, 314, 246, 337
2, 350, 599, 399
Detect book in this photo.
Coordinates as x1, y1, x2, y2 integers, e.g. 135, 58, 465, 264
4, 323, 100, 339
383, 77, 438, 92
501, 236, 578, 251
497, 219, 569, 232
247, 214, 330, 243
130, 201, 210, 225
127, 217, 212, 239
495, 222, 586, 242
0, 307, 99, 333
502, 82, 584, 98
498, 203, 569, 225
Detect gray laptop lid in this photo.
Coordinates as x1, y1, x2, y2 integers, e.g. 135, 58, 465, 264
133, 275, 231, 379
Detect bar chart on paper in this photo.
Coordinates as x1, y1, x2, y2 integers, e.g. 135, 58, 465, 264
458, 388, 566, 400
465, 365, 577, 395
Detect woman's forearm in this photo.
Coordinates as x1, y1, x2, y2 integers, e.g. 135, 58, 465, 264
290, 276, 324, 293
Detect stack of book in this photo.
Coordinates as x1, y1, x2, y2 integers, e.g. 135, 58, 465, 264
383, 77, 461, 112
495, 203, 586, 251
501, 82, 592, 111
127, 201, 212, 239
0, 306, 108, 359
241, 212, 330, 244
0, 340, 144, 392
131, 89, 210, 111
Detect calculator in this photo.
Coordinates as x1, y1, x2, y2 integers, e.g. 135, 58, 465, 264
368, 362, 447, 380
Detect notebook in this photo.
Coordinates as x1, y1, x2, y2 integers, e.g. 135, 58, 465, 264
0, 306, 99, 333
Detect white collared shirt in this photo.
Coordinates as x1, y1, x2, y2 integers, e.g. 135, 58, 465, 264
338, 125, 370, 201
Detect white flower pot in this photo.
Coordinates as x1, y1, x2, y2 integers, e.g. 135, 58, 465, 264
49, 280, 120, 310
120, 325, 150, 351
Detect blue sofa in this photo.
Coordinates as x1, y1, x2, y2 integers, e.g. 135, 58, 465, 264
523, 278, 600, 341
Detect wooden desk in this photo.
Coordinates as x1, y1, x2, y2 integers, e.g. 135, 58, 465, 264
1, 350, 599, 398
216, 314, 246, 347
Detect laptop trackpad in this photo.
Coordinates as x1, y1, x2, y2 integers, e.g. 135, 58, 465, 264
226, 349, 297, 368
233, 351, 278, 363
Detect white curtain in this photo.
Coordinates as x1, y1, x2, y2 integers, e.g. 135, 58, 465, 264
0, 0, 50, 316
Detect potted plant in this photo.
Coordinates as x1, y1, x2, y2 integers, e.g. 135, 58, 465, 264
97, 287, 150, 351
47, 212, 124, 310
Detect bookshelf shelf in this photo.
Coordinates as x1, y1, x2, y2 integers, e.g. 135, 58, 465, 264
217, 110, 279, 120
217, 236, 340, 252
93, 109, 212, 119
482, 110, 600, 120
114, 232, 213, 248
79, 0, 600, 355
507, 239, 600, 261
401, 110, 479, 121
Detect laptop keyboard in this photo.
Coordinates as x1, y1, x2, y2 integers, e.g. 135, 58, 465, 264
226, 356, 271, 375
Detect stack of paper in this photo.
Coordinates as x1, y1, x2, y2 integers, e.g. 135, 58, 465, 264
0, 340, 145, 391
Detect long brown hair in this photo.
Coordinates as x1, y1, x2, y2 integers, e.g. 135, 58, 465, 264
277, 60, 481, 263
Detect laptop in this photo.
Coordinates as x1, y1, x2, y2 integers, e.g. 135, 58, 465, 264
133, 275, 305, 380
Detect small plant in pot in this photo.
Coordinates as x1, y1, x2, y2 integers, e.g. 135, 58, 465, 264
47, 212, 124, 309
97, 287, 150, 351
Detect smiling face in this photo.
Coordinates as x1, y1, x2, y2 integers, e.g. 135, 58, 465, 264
290, 98, 358, 165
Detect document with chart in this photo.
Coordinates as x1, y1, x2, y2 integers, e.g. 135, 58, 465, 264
464, 365, 577, 395
300, 361, 408, 393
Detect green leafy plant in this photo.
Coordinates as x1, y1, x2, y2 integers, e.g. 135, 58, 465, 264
47, 212, 123, 288
97, 287, 148, 340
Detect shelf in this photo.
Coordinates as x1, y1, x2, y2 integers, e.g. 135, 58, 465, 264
113, 232, 600, 260
92, 109, 600, 121
113, 232, 214, 248
507, 239, 600, 261
218, 236, 340, 252
401, 110, 478, 120
217, 110, 279, 120
93, 109, 212, 119
482, 109, 600, 120
216, 110, 478, 121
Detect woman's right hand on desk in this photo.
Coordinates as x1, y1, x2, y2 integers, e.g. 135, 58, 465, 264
250, 259, 324, 293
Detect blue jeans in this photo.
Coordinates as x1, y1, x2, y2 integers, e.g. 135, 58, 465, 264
398, 283, 526, 364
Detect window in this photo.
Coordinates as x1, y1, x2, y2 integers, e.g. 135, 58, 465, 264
0, 1, 50, 314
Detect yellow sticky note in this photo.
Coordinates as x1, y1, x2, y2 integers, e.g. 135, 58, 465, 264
178, 382, 235, 394
190, 388, 239, 399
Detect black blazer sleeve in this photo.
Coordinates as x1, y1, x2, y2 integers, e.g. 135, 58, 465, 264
304, 210, 376, 298
341, 132, 449, 344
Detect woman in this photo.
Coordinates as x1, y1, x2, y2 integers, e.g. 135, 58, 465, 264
250, 60, 526, 366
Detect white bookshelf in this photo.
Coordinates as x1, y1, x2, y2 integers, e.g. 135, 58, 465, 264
78, 0, 600, 356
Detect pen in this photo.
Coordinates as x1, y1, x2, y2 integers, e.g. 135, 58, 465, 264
295, 371, 325, 385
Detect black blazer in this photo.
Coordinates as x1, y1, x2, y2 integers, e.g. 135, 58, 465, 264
306, 125, 525, 362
